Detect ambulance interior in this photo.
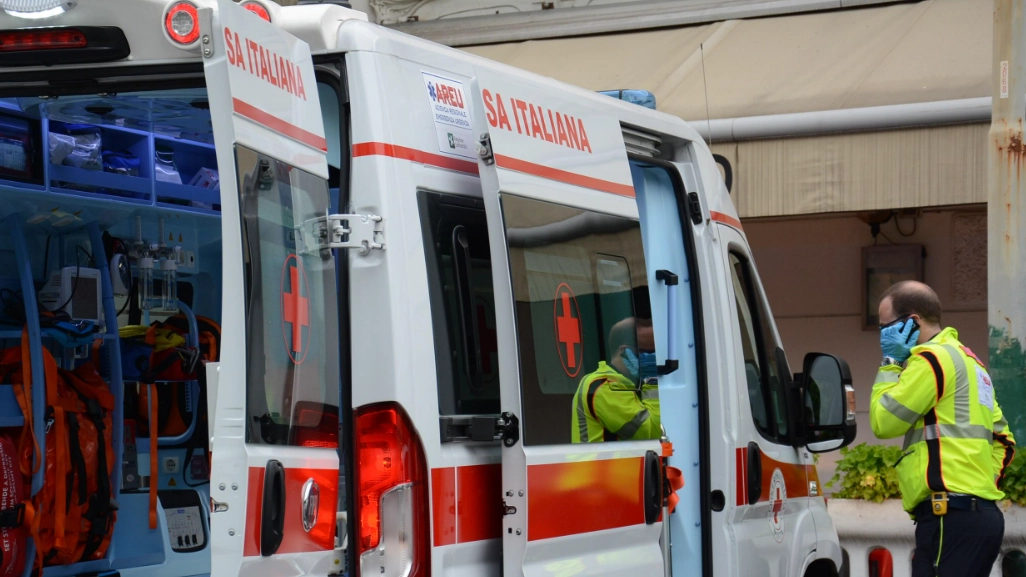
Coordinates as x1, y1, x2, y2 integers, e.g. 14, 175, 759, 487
0, 84, 345, 577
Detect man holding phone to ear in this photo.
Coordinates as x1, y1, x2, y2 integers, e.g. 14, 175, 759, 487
870, 280, 1015, 577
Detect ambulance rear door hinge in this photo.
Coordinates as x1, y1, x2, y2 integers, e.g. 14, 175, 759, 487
312, 213, 385, 255
477, 134, 494, 166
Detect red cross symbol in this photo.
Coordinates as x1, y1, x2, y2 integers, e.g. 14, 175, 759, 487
771, 487, 784, 525
553, 283, 583, 378
476, 302, 498, 375
281, 254, 311, 364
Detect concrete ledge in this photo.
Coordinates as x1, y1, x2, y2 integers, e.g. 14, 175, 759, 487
829, 499, 1026, 577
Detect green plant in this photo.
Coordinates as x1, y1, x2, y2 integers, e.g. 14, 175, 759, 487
825, 443, 903, 502
1000, 451, 1026, 507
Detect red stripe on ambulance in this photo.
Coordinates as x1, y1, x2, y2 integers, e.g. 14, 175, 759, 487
431, 464, 502, 547
494, 154, 635, 197
734, 448, 816, 506
527, 457, 645, 541
710, 211, 743, 232
232, 98, 328, 151
352, 142, 479, 175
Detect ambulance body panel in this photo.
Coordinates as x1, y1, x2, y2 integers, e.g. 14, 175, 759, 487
0, 2, 855, 577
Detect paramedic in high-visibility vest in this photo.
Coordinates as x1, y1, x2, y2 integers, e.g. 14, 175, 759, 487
571, 317, 660, 443
870, 280, 1015, 577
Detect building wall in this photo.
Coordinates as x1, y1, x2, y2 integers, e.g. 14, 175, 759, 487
743, 206, 989, 491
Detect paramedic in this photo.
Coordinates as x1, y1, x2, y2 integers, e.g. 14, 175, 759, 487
870, 280, 1014, 577
571, 317, 660, 443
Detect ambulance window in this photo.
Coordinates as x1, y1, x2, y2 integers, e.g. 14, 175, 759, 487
237, 144, 341, 447
502, 194, 657, 446
729, 252, 790, 443
419, 191, 500, 415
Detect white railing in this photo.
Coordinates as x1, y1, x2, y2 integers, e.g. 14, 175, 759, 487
829, 499, 1026, 577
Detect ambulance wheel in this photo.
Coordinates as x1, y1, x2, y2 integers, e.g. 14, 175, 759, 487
804, 559, 839, 577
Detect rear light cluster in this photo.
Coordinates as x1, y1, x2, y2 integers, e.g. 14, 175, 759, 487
241, 1, 271, 22
0, 28, 85, 52
354, 403, 430, 577
164, 0, 199, 46
290, 401, 340, 449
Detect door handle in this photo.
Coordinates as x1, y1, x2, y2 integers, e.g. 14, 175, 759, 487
643, 450, 661, 524
747, 442, 762, 505
655, 270, 679, 376
261, 460, 286, 556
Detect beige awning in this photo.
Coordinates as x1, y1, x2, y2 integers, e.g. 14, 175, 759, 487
462, 0, 991, 122
461, 0, 994, 218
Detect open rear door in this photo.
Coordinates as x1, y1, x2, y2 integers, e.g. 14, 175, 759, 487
467, 69, 667, 577
199, 2, 341, 576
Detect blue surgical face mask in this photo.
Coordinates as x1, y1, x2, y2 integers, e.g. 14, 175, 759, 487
639, 352, 658, 381
621, 347, 640, 380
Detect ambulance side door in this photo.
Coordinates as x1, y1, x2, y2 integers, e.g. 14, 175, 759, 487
467, 69, 667, 577
718, 222, 815, 577
199, 2, 341, 576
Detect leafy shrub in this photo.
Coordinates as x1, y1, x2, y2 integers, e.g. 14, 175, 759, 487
1000, 451, 1026, 507
825, 443, 903, 502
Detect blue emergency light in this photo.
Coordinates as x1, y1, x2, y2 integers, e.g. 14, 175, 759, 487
598, 89, 656, 110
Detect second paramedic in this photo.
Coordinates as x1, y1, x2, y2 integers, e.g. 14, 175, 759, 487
869, 280, 1014, 577
571, 317, 660, 443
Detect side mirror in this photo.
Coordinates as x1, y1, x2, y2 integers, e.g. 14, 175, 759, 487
795, 353, 857, 453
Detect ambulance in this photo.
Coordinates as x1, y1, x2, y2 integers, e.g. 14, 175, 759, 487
0, 1, 858, 576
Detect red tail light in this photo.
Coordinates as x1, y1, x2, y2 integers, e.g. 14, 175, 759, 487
291, 401, 339, 449
241, 1, 271, 22
353, 403, 429, 576
0, 29, 86, 52
164, 1, 199, 46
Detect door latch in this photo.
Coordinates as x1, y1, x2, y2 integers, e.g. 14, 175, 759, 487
210, 498, 229, 513
477, 134, 494, 165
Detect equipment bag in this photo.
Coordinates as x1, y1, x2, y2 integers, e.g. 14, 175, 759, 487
2, 329, 117, 572
0, 433, 28, 577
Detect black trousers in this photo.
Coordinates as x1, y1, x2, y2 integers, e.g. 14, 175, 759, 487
911, 503, 1004, 577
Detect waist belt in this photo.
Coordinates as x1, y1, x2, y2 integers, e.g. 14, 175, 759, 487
916, 495, 996, 515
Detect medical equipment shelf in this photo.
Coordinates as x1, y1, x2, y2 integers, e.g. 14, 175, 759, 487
0, 105, 221, 216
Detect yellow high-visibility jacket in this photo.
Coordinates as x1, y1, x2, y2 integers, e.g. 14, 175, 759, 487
570, 361, 660, 443
870, 327, 1015, 513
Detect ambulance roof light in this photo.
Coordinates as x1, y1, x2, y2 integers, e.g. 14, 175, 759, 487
599, 89, 657, 110
1, 0, 75, 19
241, 1, 271, 22
164, 1, 200, 47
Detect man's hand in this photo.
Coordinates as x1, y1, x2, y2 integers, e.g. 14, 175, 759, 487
881, 319, 920, 362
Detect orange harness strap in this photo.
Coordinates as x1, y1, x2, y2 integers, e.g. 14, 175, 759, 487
149, 382, 159, 530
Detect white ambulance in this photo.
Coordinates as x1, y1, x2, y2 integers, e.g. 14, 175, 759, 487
0, 1, 858, 577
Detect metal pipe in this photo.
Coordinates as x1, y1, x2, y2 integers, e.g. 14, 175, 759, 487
389, 0, 901, 47
988, 0, 1026, 443
690, 97, 993, 142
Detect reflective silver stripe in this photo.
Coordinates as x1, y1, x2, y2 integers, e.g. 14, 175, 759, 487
903, 428, 916, 451
879, 393, 921, 425
904, 424, 993, 445
940, 344, 971, 425
576, 391, 590, 443
875, 371, 901, 384
995, 414, 1009, 434
613, 409, 650, 439
641, 387, 659, 400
